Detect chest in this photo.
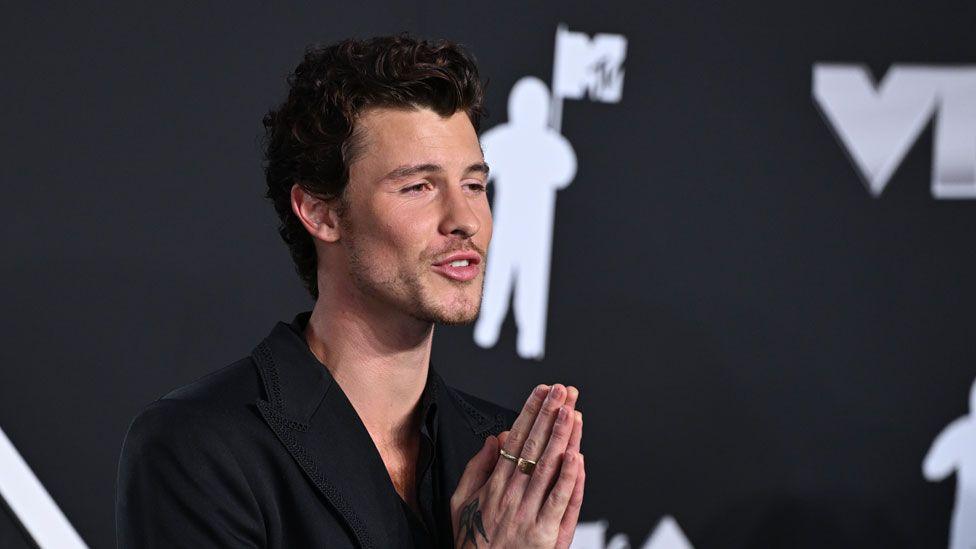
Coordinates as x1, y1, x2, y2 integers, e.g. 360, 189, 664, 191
376, 443, 420, 503
385, 460, 416, 496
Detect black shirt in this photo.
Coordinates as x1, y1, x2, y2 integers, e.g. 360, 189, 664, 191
403, 370, 443, 547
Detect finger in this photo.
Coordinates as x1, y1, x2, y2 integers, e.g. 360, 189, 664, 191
489, 384, 552, 482
566, 411, 582, 455
556, 455, 586, 549
564, 386, 579, 411
487, 385, 564, 513
497, 430, 510, 448
519, 404, 575, 513
451, 434, 498, 517
515, 384, 567, 465
563, 388, 581, 456
537, 449, 580, 528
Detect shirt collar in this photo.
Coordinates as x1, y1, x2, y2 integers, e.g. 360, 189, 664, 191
419, 362, 440, 443
288, 311, 441, 442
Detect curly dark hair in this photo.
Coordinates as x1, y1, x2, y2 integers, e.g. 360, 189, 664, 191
262, 34, 488, 299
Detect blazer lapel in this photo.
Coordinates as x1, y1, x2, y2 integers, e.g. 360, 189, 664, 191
251, 317, 415, 549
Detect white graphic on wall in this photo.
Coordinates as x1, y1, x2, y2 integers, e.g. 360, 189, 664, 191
0, 426, 88, 548
474, 24, 627, 360
923, 377, 976, 549
812, 64, 976, 198
473, 76, 577, 360
571, 516, 695, 549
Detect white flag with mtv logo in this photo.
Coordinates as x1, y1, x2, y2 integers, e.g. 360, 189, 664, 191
552, 25, 628, 103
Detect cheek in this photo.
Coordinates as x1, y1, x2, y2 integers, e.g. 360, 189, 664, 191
356, 200, 416, 252
376, 210, 432, 262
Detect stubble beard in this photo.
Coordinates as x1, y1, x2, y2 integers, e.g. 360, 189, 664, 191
343, 227, 485, 326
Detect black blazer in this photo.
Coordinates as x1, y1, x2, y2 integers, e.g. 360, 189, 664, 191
116, 315, 517, 548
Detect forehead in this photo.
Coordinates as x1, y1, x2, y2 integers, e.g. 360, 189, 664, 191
350, 107, 483, 179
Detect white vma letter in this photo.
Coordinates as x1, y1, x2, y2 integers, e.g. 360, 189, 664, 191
924, 377, 976, 549
571, 516, 695, 549
812, 64, 976, 198
0, 426, 87, 548
473, 25, 625, 360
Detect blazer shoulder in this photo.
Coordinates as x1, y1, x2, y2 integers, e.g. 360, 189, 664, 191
160, 356, 263, 404
117, 390, 267, 547
121, 357, 265, 455
122, 397, 231, 452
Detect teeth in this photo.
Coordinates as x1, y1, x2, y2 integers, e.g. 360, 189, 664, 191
450, 260, 470, 267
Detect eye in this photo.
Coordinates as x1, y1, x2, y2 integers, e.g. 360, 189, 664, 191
401, 182, 431, 195
465, 181, 487, 193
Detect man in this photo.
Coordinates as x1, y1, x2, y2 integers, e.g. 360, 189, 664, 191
116, 35, 585, 548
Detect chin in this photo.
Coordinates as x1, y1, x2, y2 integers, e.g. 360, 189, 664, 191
418, 294, 482, 326
436, 309, 480, 326
406, 275, 485, 325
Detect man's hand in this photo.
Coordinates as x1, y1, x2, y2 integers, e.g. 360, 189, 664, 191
450, 384, 585, 548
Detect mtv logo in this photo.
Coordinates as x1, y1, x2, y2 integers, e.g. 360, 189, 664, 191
553, 25, 628, 103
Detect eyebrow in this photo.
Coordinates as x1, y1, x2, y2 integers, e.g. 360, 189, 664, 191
382, 161, 490, 182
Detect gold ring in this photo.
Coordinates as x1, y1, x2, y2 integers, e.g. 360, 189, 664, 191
499, 448, 518, 463
516, 457, 537, 475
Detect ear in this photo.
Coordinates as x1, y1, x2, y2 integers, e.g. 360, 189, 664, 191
290, 183, 343, 243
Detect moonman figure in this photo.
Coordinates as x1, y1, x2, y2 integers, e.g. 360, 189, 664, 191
923, 377, 976, 549
116, 36, 586, 548
473, 76, 577, 360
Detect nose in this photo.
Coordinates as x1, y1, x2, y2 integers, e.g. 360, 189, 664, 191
438, 183, 481, 238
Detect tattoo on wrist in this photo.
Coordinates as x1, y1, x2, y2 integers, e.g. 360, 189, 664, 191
458, 498, 489, 547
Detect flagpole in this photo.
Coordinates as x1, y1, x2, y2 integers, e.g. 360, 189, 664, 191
550, 23, 567, 133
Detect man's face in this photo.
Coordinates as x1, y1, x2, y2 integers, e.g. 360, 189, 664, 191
338, 107, 492, 325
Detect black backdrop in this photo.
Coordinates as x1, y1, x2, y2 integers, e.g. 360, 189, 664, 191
3, 2, 976, 547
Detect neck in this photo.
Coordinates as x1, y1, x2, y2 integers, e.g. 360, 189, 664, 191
304, 278, 434, 450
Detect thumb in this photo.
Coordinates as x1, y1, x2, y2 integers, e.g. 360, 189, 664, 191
451, 435, 499, 543
453, 435, 499, 505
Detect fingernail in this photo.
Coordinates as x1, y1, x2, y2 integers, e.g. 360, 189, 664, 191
558, 406, 568, 421
535, 385, 549, 398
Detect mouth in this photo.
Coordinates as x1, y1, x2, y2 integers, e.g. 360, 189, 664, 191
432, 252, 481, 282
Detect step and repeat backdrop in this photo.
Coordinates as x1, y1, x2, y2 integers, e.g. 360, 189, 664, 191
3, 2, 976, 548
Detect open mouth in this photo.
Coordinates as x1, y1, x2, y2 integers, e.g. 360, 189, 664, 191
432, 253, 481, 282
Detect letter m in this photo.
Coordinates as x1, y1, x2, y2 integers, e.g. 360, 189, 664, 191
813, 64, 976, 198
